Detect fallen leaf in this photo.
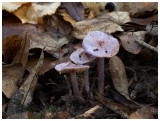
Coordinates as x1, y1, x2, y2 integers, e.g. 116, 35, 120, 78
7, 49, 44, 116
2, 34, 21, 62
124, 2, 158, 17
2, 32, 30, 98
61, 2, 85, 21
3, 2, 61, 24
131, 14, 158, 25
7, 111, 35, 119
129, 105, 154, 119
109, 90, 140, 110
96, 93, 130, 118
109, 56, 130, 100
2, 2, 29, 12
73, 11, 131, 39
12, 32, 30, 68
58, 9, 77, 24
29, 33, 69, 56
118, 31, 147, 54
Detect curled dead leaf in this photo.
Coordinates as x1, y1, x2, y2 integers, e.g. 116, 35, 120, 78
2, 34, 21, 62
73, 11, 131, 39
7, 49, 44, 116
2, 32, 30, 99
118, 31, 147, 54
109, 56, 130, 100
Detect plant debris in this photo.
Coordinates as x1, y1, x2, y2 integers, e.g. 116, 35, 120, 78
2, 2, 158, 119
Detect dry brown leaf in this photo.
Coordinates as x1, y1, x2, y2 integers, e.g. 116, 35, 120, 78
2, 32, 30, 99
58, 9, 77, 24
124, 2, 158, 16
29, 33, 69, 56
118, 31, 147, 54
96, 93, 130, 118
109, 56, 130, 100
73, 11, 131, 39
61, 2, 85, 21
2, 2, 29, 12
7, 49, 44, 116
2, 34, 21, 62
12, 32, 30, 68
129, 105, 154, 119
7, 111, 35, 119
3, 2, 61, 24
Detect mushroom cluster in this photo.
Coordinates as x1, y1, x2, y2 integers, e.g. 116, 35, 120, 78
55, 31, 119, 101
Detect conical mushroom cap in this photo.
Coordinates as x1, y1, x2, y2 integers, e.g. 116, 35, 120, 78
70, 48, 96, 65
82, 31, 120, 58
55, 62, 90, 74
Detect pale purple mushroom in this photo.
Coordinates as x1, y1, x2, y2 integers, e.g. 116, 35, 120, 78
82, 31, 120, 94
70, 48, 95, 98
55, 62, 89, 99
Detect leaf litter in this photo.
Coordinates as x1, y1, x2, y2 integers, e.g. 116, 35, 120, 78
2, 2, 158, 119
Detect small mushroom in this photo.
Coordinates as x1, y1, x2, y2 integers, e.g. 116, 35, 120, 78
70, 48, 95, 98
55, 62, 89, 100
82, 31, 119, 94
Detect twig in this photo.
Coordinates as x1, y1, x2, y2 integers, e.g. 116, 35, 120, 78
64, 75, 72, 96
134, 39, 158, 53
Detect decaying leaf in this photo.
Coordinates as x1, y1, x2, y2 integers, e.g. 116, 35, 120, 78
129, 105, 154, 119
58, 9, 77, 24
7, 111, 34, 119
96, 93, 131, 118
61, 2, 85, 21
12, 32, 30, 68
2, 2, 29, 12
109, 56, 130, 100
2, 34, 21, 62
29, 33, 69, 56
73, 11, 131, 39
7, 49, 44, 116
3, 2, 61, 24
124, 2, 158, 17
2, 32, 30, 99
118, 31, 147, 54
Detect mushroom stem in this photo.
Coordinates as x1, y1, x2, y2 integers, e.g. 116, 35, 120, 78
98, 58, 104, 94
84, 69, 89, 93
70, 72, 80, 98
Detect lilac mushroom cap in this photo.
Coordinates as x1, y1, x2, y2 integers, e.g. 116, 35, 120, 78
70, 48, 96, 65
82, 31, 120, 94
82, 31, 119, 58
55, 62, 89, 100
55, 62, 90, 74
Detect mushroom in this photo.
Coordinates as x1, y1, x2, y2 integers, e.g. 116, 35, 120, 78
55, 62, 89, 99
70, 48, 95, 98
82, 31, 120, 94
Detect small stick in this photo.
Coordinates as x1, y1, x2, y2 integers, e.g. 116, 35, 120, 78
134, 39, 158, 53
64, 75, 72, 96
